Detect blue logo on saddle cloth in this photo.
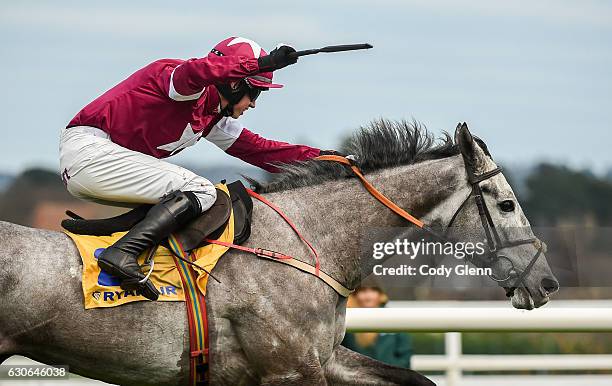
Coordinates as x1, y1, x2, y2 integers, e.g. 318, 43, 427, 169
94, 248, 122, 286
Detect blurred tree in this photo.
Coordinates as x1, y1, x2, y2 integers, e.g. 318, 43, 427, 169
0, 169, 71, 226
0, 168, 110, 230
0, 173, 13, 192
523, 163, 612, 226
606, 167, 612, 182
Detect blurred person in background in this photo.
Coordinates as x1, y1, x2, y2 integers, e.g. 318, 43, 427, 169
342, 286, 414, 368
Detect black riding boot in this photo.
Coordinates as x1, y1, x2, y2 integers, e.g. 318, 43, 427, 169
97, 191, 201, 300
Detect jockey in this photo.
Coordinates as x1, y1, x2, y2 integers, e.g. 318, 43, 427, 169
60, 37, 332, 300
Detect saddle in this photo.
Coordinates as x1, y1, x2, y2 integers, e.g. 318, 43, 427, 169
62, 180, 253, 251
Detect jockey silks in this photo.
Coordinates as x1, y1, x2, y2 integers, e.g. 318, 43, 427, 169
68, 55, 320, 172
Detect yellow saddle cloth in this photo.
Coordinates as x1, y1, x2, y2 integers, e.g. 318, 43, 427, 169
65, 184, 234, 309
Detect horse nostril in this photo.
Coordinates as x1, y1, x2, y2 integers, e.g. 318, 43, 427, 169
541, 277, 559, 295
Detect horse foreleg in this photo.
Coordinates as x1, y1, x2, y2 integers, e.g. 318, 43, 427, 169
0, 331, 15, 365
323, 345, 435, 386
236, 329, 327, 386
260, 357, 327, 386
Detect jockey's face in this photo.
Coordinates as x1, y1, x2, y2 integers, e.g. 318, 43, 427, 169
217, 81, 257, 119
231, 92, 256, 119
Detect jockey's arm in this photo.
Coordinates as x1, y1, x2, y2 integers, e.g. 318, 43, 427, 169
205, 117, 321, 173
170, 55, 259, 98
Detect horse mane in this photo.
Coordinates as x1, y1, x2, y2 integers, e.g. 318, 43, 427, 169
249, 119, 459, 193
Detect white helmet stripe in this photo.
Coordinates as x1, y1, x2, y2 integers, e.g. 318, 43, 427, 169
227, 37, 262, 58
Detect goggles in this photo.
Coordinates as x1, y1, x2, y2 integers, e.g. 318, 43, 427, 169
247, 86, 262, 102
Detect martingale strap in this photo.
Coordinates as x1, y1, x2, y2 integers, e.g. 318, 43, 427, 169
169, 234, 209, 386
204, 188, 354, 298
204, 239, 353, 298
246, 188, 320, 275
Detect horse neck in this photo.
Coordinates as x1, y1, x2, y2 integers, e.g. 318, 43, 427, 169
260, 155, 466, 290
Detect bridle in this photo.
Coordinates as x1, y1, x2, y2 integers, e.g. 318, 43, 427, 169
315, 154, 546, 298
444, 161, 546, 298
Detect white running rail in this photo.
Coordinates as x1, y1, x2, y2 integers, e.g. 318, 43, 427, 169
345, 301, 612, 386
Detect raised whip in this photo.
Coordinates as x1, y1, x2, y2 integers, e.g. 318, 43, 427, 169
288, 43, 373, 59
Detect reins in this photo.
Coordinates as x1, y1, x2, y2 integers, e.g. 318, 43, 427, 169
316, 155, 425, 228
315, 155, 447, 241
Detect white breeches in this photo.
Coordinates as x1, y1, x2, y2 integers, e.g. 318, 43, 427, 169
59, 126, 217, 212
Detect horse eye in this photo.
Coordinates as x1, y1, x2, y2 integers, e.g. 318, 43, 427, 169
498, 200, 515, 212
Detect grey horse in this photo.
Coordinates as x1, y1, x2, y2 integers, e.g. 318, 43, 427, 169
0, 121, 558, 385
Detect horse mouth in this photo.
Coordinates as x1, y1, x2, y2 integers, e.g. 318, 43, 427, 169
509, 287, 550, 310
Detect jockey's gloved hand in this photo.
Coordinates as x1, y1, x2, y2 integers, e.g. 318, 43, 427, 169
258, 45, 298, 72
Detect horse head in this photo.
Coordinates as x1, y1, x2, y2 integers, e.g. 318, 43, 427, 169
441, 122, 559, 309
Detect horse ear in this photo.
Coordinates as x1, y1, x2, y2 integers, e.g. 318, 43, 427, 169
455, 122, 474, 158
455, 122, 486, 169
453, 122, 465, 145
